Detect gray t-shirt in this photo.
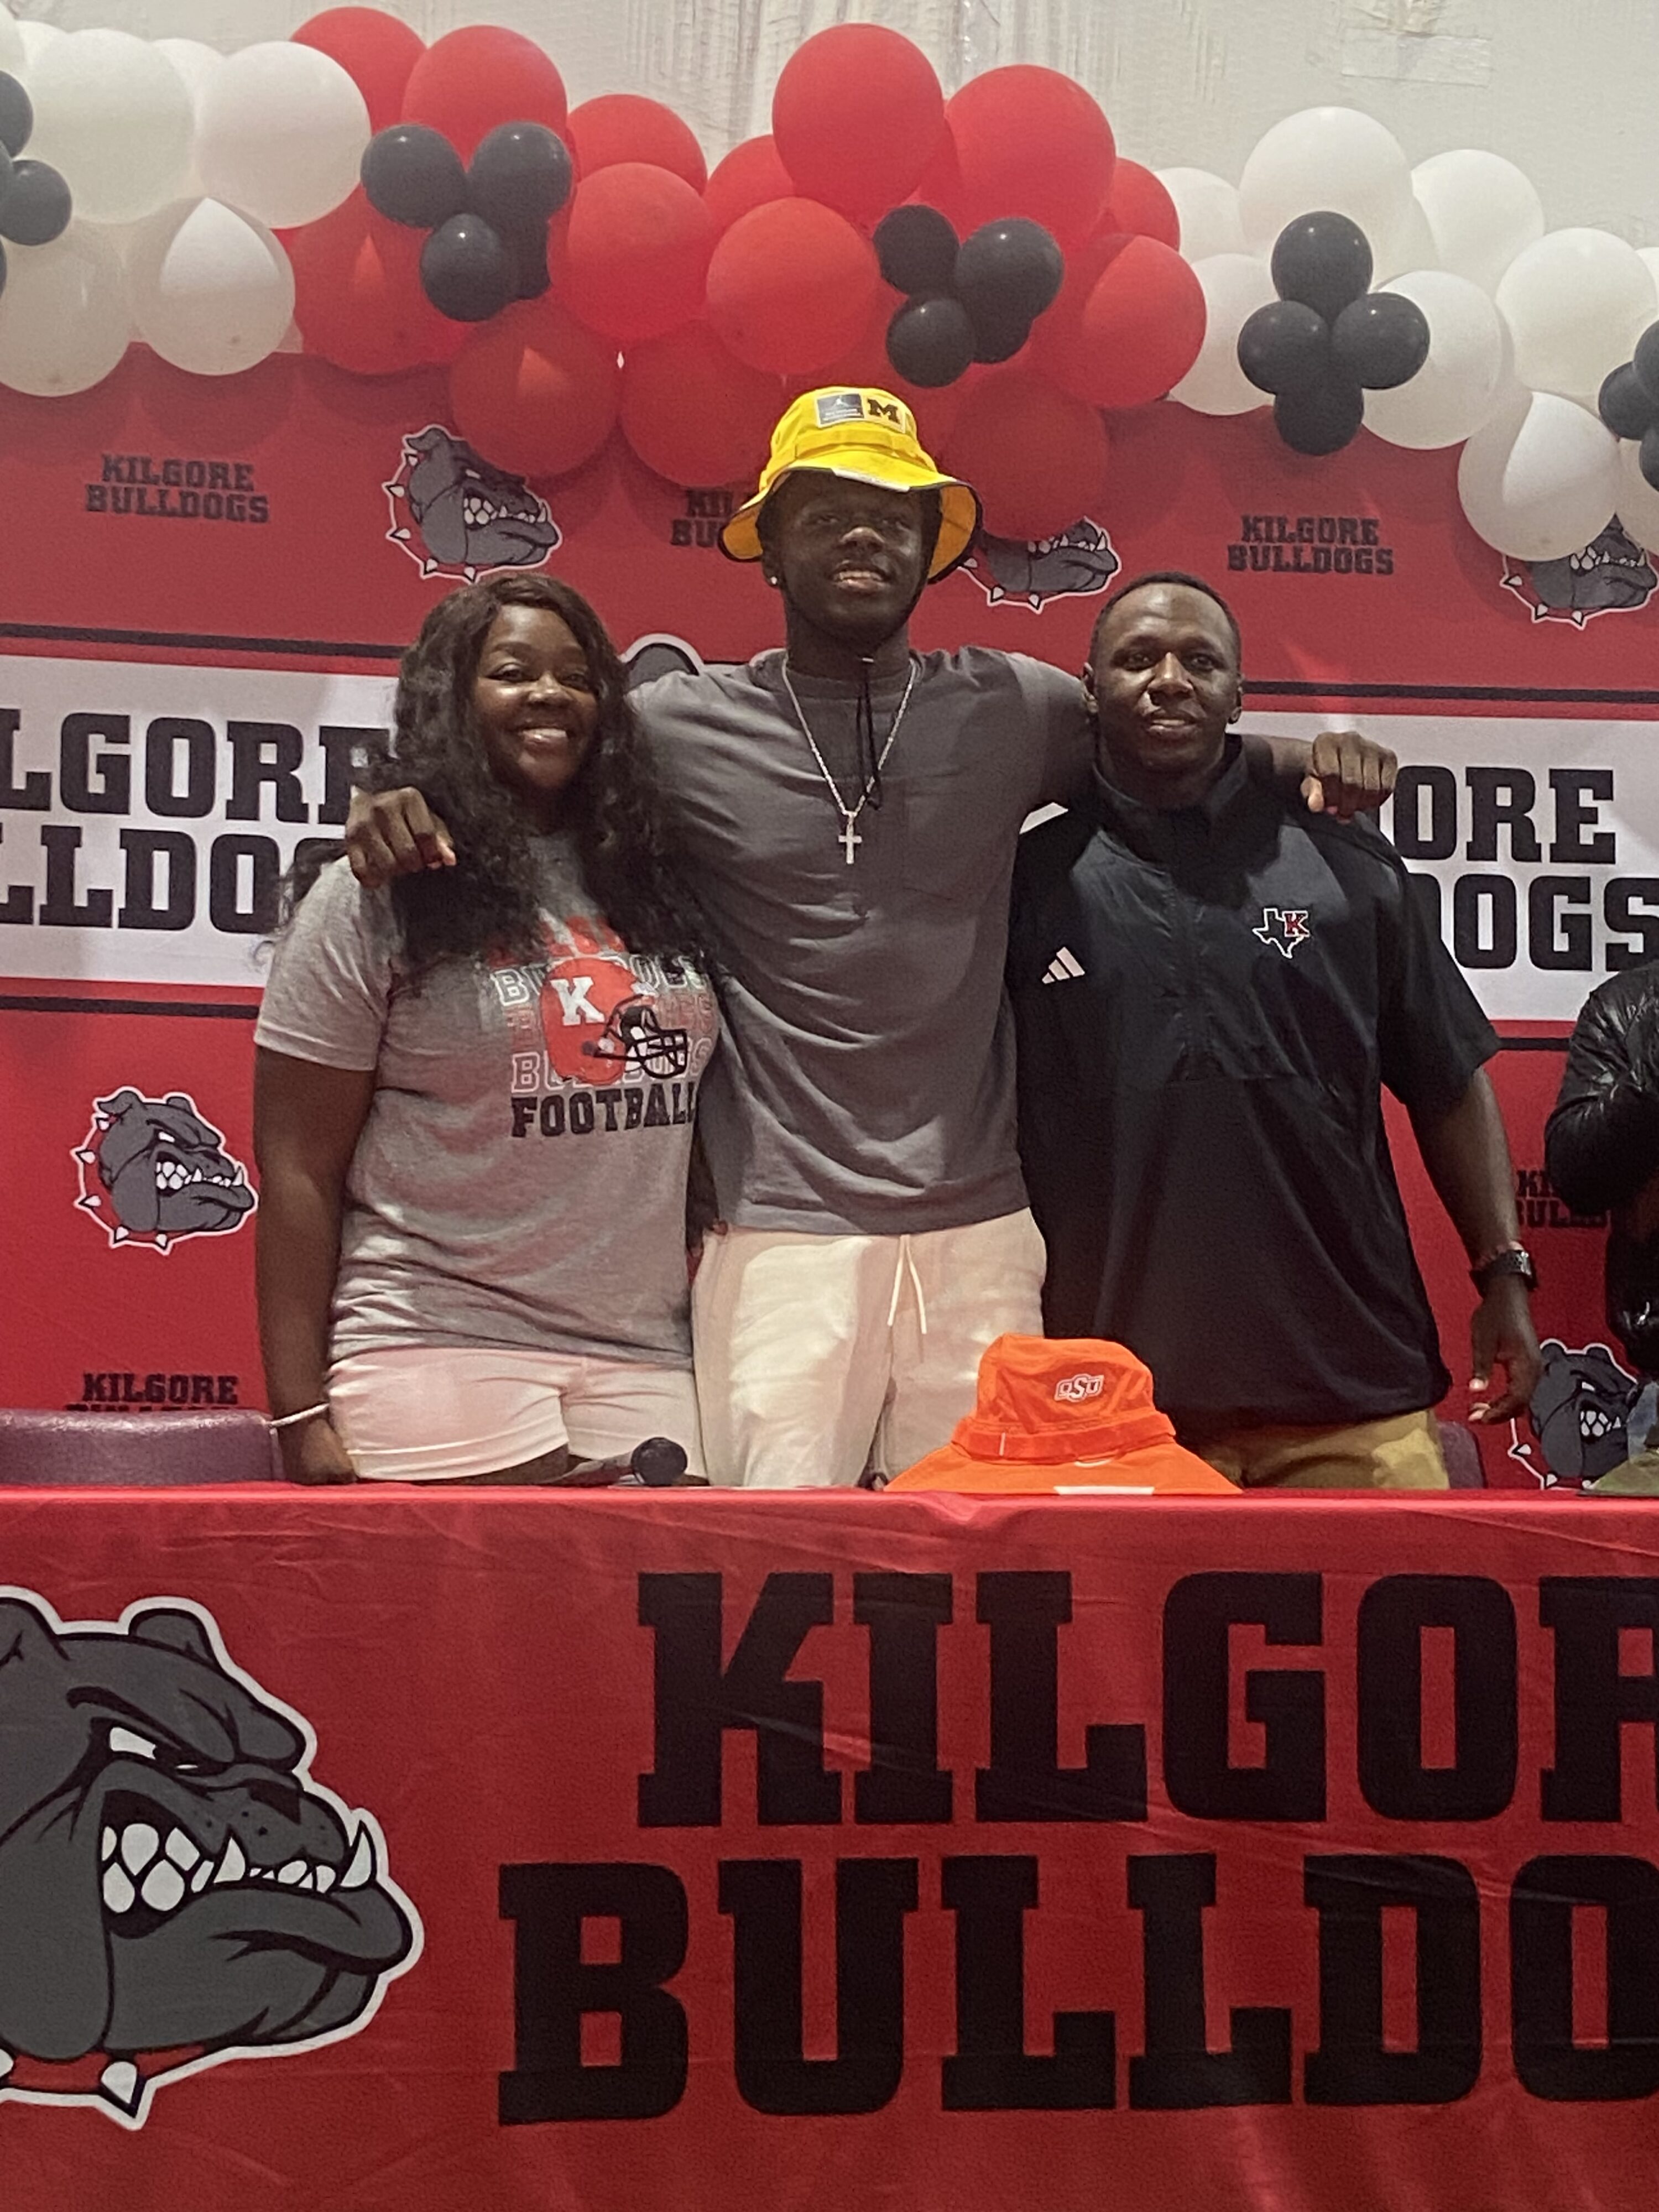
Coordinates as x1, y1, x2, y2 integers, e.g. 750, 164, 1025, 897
634, 648, 1088, 1235
255, 842, 719, 1365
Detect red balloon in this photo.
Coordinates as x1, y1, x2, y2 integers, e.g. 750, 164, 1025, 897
1030, 232, 1206, 409
703, 136, 793, 234
947, 66, 1116, 248
286, 190, 463, 374
793, 291, 969, 452
906, 123, 965, 229
941, 367, 1109, 541
1095, 158, 1180, 249
706, 198, 879, 376
400, 26, 567, 160
560, 163, 716, 344
621, 324, 782, 487
567, 95, 706, 192
771, 25, 945, 226
292, 8, 424, 134
450, 300, 619, 478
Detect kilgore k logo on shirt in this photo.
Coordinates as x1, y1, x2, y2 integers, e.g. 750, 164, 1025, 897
1254, 908, 1312, 959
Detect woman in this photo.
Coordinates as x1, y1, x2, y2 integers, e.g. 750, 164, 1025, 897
254, 574, 719, 1484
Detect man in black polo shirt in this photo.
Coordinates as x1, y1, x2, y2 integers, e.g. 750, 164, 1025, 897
1009, 571, 1541, 1488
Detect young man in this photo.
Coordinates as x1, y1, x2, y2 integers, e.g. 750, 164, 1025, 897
1009, 570, 1540, 1488
347, 396, 1396, 1488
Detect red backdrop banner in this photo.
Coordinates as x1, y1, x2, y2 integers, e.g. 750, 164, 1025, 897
3, 351, 1657, 1479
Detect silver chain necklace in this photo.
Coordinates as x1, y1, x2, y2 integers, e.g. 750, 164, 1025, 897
778, 654, 920, 864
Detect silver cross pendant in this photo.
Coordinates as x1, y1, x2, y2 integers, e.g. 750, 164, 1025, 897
838, 819, 863, 864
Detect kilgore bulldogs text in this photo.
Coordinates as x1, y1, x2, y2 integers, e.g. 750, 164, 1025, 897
501, 1568, 1659, 2121
1228, 513, 1395, 575
0, 711, 383, 934
1391, 764, 1659, 975
85, 455, 269, 524
69, 1371, 241, 1411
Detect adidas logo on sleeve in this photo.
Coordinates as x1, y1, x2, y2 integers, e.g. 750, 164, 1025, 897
1041, 946, 1086, 984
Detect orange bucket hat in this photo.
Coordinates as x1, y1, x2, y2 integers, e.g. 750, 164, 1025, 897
886, 1336, 1237, 1494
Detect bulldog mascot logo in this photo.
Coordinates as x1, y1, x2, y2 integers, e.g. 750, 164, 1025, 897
1500, 519, 1658, 626
384, 425, 561, 581
0, 1592, 419, 2126
963, 519, 1120, 610
74, 1089, 255, 1253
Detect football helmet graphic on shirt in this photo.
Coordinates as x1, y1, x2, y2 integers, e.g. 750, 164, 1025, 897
536, 920, 691, 1087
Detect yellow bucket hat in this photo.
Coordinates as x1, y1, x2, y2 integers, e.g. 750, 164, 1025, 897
719, 387, 982, 581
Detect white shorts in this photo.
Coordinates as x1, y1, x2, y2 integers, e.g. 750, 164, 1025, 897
327, 1345, 705, 1483
692, 1208, 1047, 1489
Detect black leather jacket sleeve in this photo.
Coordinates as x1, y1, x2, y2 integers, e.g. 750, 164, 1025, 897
1546, 969, 1659, 1216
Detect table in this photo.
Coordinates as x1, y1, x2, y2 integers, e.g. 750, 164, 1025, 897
2, 1485, 1653, 2212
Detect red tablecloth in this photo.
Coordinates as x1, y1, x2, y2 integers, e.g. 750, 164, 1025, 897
0, 1485, 1652, 2211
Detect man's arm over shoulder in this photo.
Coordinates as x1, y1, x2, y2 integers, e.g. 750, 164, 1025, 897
1242, 725, 1398, 821
1546, 968, 1659, 1215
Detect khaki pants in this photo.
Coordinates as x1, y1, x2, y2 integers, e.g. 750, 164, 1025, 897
1193, 1407, 1449, 1491
692, 1209, 1047, 1489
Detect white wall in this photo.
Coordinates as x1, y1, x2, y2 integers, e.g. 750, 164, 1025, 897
14, 0, 1659, 244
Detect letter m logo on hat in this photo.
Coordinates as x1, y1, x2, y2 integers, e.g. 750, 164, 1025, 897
814, 391, 866, 427
1053, 1372, 1105, 1404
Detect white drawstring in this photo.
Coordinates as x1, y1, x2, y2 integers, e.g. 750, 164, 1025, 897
885, 1237, 928, 1336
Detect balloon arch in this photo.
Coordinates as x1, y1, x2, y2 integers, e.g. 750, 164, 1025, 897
0, 2, 1656, 561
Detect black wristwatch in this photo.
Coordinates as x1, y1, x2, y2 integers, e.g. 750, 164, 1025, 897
1470, 1244, 1538, 1294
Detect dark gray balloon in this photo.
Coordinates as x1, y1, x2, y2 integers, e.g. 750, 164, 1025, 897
1332, 292, 1430, 390
419, 213, 514, 323
886, 293, 974, 387
1271, 211, 1373, 325
1599, 362, 1656, 442
0, 160, 71, 248
1238, 299, 1331, 396
1274, 375, 1365, 456
954, 217, 1064, 325
0, 72, 30, 160
874, 205, 958, 296
467, 123, 572, 231
361, 125, 469, 229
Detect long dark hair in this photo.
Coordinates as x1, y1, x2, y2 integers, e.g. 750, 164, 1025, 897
366, 573, 712, 974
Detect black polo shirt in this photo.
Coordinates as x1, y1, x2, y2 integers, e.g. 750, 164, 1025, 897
1008, 743, 1499, 1434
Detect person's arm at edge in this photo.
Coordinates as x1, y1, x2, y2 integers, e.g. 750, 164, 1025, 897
1408, 1067, 1542, 1425
253, 1048, 376, 1483
1545, 989, 1659, 1215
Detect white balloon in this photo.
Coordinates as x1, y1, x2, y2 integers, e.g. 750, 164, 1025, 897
1156, 169, 1245, 262
1238, 107, 1412, 258
1614, 439, 1659, 556
1364, 271, 1508, 449
1371, 195, 1437, 285
1457, 390, 1620, 560
24, 31, 194, 226
152, 39, 223, 200
1496, 230, 1656, 408
0, 7, 23, 81
0, 221, 129, 395
1170, 254, 1276, 416
1640, 247, 1659, 297
195, 43, 369, 230
152, 38, 225, 107
1411, 150, 1543, 295
127, 198, 295, 377
15, 22, 65, 76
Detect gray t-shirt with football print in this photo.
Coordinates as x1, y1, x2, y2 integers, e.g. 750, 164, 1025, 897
256, 838, 719, 1365
633, 648, 1089, 1237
